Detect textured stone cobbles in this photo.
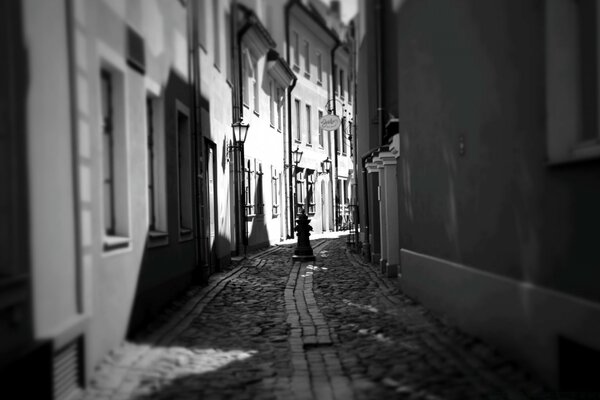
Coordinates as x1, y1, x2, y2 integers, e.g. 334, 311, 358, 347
76, 235, 555, 400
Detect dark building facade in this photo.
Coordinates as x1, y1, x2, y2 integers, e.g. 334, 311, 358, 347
356, 0, 600, 390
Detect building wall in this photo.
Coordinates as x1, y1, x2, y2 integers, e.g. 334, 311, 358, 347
24, 0, 79, 342
289, 6, 341, 234
356, 0, 382, 251
388, 0, 600, 387
69, 0, 197, 376
198, 0, 235, 263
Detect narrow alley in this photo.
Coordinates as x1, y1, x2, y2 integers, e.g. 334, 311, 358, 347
76, 235, 550, 400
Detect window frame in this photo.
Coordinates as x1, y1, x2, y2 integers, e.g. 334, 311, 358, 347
318, 109, 324, 148
271, 166, 280, 217
269, 79, 275, 127
546, 0, 600, 164
175, 101, 194, 240
295, 98, 301, 142
99, 65, 131, 252
316, 51, 323, 85
306, 104, 312, 145
303, 39, 310, 77
146, 93, 169, 246
293, 31, 300, 70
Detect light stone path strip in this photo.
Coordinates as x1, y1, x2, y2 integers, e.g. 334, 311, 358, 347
285, 240, 355, 400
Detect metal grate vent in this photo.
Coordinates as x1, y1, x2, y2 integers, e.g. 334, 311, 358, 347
53, 339, 82, 400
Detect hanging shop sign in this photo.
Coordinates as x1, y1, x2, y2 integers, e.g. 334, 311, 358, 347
319, 114, 341, 131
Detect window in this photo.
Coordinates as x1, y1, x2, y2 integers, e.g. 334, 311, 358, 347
318, 110, 324, 147
271, 167, 279, 216
245, 160, 253, 216
293, 31, 299, 68
255, 163, 264, 215
146, 95, 168, 242
253, 58, 259, 113
198, 0, 207, 51
242, 49, 258, 113
546, 0, 600, 162
100, 68, 129, 250
347, 75, 352, 103
336, 125, 341, 154
306, 170, 315, 214
269, 80, 275, 127
333, 65, 338, 97
341, 117, 347, 155
296, 168, 305, 213
316, 51, 323, 84
177, 105, 193, 237
147, 97, 157, 231
242, 51, 250, 106
101, 71, 116, 237
295, 99, 301, 141
339, 69, 345, 99
306, 104, 312, 145
213, 0, 220, 69
225, 10, 232, 82
277, 87, 283, 131
303, 40, 310, 76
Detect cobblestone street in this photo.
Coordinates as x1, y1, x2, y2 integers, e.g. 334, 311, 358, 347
76, 235, 556, 400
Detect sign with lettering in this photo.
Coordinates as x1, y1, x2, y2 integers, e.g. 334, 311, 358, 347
319, 114, 341, 131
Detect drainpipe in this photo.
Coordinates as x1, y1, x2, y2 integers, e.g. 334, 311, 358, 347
285, 0, 296, 239
285, 76, 297, 239
235, 8, 253, 254
188, 0, 205, 279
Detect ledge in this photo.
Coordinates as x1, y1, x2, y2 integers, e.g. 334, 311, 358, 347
103, 235, 131, 252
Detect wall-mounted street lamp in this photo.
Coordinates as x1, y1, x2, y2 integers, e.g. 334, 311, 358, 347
230, 120, 250, 255
319, 156, 332, 175
232, 120, 250, 145
292, 146, 303, 166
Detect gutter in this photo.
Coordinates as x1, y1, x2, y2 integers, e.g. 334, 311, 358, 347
188, 0, 206, 279
330, 40, 340, 230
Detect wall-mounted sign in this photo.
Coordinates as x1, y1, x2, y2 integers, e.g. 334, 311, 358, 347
319, 114, 341, 131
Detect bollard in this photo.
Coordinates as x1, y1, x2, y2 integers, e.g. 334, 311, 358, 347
292, 209, 316, 261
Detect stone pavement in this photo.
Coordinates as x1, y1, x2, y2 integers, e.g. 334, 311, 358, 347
75, 234, 565, 400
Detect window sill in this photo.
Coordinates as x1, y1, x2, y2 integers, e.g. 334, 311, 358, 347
179, 228, 194, 242
317, 80, 322, 86
294, 139, 301, 143
293, 64, 300, 72
147, 230, 169, 248
103, 235, 131, 252
253, 110, 260, 117
304, 72, 311, 79
548, 141, 600, 166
